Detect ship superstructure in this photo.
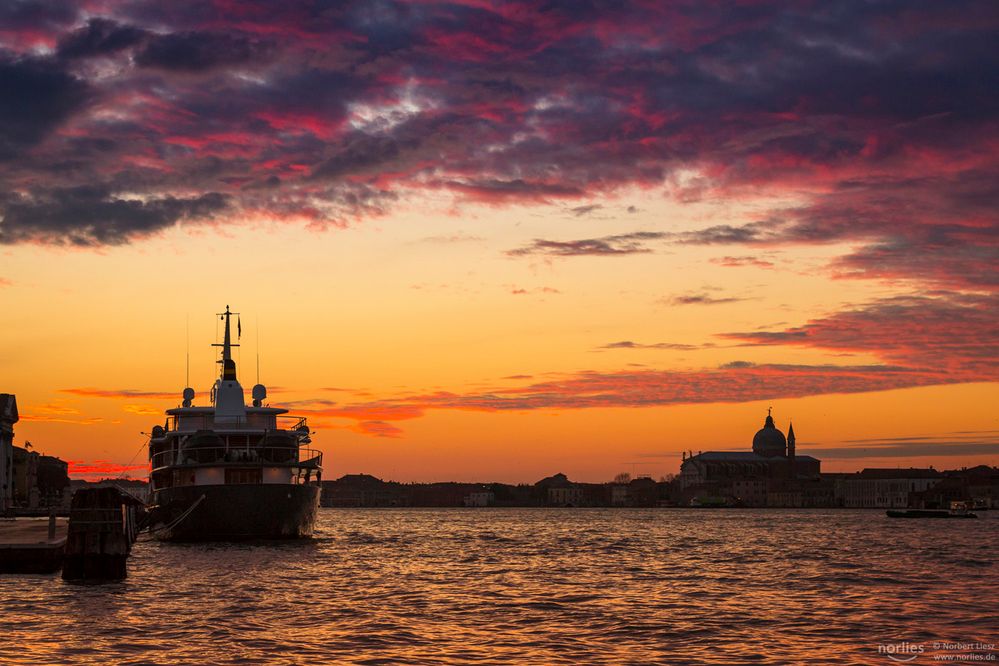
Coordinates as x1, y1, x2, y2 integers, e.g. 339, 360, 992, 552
147, 306, 322, 540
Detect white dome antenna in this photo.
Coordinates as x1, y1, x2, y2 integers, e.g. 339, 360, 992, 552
182, 387, 195, 408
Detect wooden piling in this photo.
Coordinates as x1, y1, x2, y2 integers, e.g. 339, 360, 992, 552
62, 487, 141, 582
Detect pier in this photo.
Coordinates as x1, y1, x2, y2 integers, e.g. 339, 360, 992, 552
0, 516, 68, 573
62, 487, 142, 582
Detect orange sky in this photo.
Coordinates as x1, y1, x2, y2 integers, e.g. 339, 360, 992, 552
3, 195, 996, 482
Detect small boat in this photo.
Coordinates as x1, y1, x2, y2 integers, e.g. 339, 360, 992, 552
887, 502, 978, 519
689, 496, 735, 508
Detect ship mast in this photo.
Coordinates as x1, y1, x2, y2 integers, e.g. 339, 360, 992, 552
211, 305, 247, 419
212, 305, 240, 380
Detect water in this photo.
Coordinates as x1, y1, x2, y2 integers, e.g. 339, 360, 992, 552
3, 509, 997, 664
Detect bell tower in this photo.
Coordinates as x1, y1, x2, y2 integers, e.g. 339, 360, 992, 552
787, 421, 796, 479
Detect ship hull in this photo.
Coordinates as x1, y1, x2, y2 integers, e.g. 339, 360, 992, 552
149, 483, 321, 541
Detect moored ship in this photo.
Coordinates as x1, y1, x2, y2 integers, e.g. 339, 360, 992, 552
147, 306, 322, 540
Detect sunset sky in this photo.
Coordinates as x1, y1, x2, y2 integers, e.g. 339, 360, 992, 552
1, 1, 996, 482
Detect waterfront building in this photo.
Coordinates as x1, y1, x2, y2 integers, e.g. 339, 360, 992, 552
36, 455, 70, 507
548, 485, 584, 507
320, 474, 407, 507
0, 394, 18, 514
610, 483, 629, 506
534, 472, 576, 506
838, 468, 942, 508
410, 482, 487, 507
627, 476, 660, 507
11, 445, 39, 507
678, 411, 821, 506
963, 466, 999, 508
899, 466, 999, 510
463, 490, 495, 507
7, 442, 71, 510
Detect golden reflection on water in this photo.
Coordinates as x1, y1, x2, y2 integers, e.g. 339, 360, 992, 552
3, 509, 997, 665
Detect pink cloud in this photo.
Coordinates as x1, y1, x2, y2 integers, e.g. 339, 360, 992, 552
67, 460, 147, 480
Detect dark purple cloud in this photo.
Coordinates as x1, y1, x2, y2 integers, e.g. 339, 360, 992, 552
134, 30, 272, 72
0, 0, 992, 300
0, 52, 89, 159
56, 18, 145, 60
0, 185, 229, 245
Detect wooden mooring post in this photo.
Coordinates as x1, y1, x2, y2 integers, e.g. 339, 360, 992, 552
62, 487, 142, 582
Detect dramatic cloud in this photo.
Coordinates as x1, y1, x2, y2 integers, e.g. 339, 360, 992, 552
56, 18, 145, 60
0, 0, 989, 292
1, 187, 230, 245
134, 31, 270, 71
0, 53, 89, 159
682, 173, 999, 290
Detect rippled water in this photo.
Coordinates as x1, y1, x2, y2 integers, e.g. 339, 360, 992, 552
3, 509, 997, 664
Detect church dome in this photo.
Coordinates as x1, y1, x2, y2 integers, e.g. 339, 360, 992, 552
753, 413, 786, 457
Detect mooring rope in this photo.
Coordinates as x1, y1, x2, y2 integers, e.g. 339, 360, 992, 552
138, 494, 206, 542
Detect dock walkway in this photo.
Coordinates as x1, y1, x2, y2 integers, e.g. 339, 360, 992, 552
0, 517, 69, 573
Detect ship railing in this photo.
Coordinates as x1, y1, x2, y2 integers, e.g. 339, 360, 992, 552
151, 447, 322, 470
165, 414, 309, 433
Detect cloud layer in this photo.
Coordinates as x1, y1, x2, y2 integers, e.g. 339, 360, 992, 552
722, 293, 999, 376
0, 0, 991, 294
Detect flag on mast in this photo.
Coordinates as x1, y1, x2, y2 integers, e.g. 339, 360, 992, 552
238, 315, 241, 339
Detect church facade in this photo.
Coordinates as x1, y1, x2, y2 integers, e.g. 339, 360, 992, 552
678, 411, 821, 507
